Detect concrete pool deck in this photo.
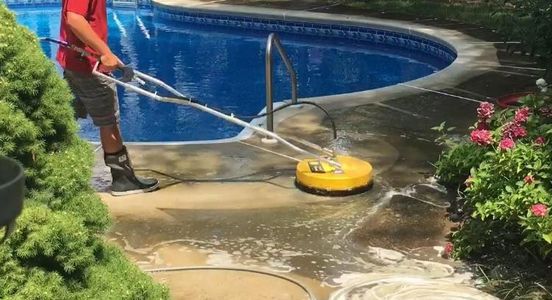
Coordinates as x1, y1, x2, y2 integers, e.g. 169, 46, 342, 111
96, 1, 546, 299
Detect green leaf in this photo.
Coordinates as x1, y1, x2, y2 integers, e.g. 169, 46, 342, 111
543, 233, 552, 244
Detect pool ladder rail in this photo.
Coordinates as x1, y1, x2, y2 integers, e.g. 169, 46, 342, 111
265, 33, 298, 134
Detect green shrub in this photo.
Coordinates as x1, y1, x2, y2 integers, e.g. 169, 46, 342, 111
464, 144, 552, 257
6, 205, 97, 275
79, 244, 169, 300
0, 3, 168, 298
345, 0, 552, 71
436, 89, 552, 259
435, 141, 487, 187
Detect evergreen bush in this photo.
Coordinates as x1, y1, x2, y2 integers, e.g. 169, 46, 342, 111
0, 3, 168, 298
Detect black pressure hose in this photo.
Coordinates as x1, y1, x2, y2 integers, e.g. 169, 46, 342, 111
235, 101, 338, 140
174, 96, 338, 140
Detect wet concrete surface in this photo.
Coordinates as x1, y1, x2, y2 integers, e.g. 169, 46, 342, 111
96, 93, 506, 299
94, 69, 545, 299
94, 1, 547, 299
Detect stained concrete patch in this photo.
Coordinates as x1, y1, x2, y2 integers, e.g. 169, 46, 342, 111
350, 192, 450, 252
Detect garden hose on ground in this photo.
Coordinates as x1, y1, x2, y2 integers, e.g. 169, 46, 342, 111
144, 266, 318, 300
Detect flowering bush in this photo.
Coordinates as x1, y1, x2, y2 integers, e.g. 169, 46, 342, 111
435, 86, 552, 259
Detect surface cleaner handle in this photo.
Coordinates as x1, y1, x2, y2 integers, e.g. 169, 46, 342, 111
119, 66, 135, 83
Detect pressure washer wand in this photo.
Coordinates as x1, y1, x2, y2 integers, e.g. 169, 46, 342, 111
40, 38, 341, 168
40, 37, 139, 84
41, 37, 90, 56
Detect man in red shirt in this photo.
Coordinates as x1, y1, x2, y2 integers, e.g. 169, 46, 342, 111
58, 0, 158, 196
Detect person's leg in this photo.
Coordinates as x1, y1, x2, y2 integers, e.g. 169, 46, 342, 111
100, 124, 123, 154
64, 70, 159, 196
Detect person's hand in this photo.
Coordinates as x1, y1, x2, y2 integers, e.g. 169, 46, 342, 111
99, 52, 122, 72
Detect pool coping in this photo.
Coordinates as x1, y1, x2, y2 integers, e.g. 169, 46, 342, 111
115, 0, 497, 146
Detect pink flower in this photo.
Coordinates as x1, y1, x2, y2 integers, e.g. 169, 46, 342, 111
502, 122, 527, 140
514, 107, 531, 123
535, 136, 546, 146
531, 204, 549, 217
502, 122, 514, 138
477, 102, 495, 121
511, 126, 527, 139
443, 242, 454, 258
499, 138, 515, 150
524, 175, 534, 184
470, 129, 493, 146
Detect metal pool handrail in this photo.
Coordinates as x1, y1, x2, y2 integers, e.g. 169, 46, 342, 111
265, 33, 298, 133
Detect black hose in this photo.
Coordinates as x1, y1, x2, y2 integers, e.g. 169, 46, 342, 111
236, 101, 338, 140
174, 96, 338, 140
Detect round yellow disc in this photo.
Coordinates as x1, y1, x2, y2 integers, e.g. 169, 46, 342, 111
295, 155, 374, 195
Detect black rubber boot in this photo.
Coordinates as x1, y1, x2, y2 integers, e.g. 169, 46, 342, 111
104, 146, 159, 196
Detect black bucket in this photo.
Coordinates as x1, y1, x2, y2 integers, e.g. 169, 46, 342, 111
0, 156, 24, 240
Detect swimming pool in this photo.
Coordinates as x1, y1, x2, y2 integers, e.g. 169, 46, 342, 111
13, 6, 455, 142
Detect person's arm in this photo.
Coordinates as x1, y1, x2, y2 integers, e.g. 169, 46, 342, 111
66, 12, 121, 71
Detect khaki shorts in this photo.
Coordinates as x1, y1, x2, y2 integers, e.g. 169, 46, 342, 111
64, 70, 120, 127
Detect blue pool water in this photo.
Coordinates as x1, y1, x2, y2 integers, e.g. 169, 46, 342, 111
14, 7, 453, 142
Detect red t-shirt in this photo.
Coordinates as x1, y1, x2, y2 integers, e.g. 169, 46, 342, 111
56, 0, 108, 73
